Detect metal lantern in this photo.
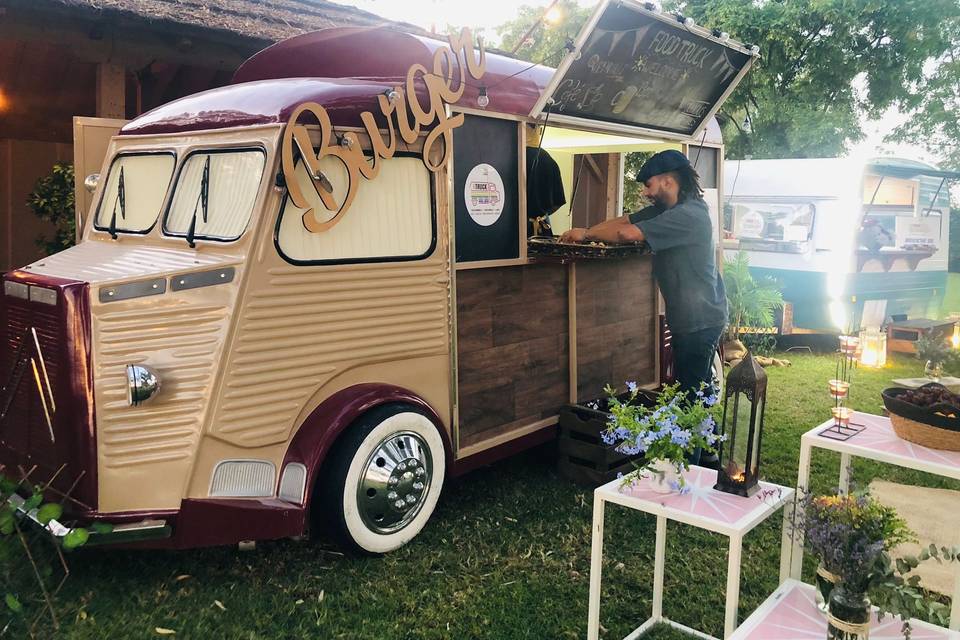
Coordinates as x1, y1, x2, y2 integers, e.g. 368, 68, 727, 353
714, 352, 766, 497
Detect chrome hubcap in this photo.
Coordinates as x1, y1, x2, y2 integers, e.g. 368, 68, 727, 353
357, 431, 433, 534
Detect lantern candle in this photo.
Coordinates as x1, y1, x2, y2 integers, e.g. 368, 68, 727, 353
831, 406, 852, 426
714, 353, 766, 498
858, 328, 887, 368
952, 324, 959, 350
828, 379, 850, 400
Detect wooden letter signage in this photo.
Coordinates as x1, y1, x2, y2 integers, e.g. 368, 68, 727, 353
281, 29, 487, 233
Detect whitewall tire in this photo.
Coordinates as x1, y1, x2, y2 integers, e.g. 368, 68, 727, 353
319, 405, 445, 555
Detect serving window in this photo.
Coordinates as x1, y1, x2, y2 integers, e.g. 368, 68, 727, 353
94, 152, 176, 234
276, 154, 435, 265
727, 200, 815, 252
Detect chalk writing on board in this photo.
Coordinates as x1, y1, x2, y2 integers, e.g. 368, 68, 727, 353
540, 2, 753, 136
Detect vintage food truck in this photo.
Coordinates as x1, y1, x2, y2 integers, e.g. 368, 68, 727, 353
723, 157, 958, 333
1, 1, 755, 553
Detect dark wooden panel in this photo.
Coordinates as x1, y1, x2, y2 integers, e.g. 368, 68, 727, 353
456, 264, 569, 445
576, 256, 658, 402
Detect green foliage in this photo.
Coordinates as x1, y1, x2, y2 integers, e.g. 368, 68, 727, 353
27, 162, 76, 256
886, 14, 960, 179
870, 543, 960, 628
663, 0, 959, 160
1, 472, 87, 633
602, 382, 721, 486
622, 151, 655, 213
723, 251, 784, 338
496, 0, 590, 65
914, 333, 953, 366
741, 333, 777, 357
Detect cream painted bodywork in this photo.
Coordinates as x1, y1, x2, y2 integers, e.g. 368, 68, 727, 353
22, 125, 454, 513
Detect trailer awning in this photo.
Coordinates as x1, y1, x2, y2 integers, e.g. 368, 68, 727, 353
530, 0, 758, 141
868, 158, 960, 181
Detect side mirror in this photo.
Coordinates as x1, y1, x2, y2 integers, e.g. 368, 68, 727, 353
84, 173, 100, 193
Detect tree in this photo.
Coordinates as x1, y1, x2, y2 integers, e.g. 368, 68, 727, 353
886, 14, 960, 174
27, 162, 75, 255
496, 0, 591, 67
661, 0, 959, 160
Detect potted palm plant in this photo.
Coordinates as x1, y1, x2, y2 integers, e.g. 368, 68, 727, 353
722, 251, 784, 359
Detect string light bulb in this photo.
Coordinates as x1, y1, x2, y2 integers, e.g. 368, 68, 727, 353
712, 28, 730, 42
675, 13, 695, 27
643, 1, 660, 10
383, 88, 400, 105
748, 44, 760, 54
477, 86, 490, 108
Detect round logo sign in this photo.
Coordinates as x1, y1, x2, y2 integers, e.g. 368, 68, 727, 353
464, 164, 505, 227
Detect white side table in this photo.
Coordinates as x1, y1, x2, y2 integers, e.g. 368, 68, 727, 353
729, 579, 960, 639
587, 465, 794, 640
790, 411, 960, 630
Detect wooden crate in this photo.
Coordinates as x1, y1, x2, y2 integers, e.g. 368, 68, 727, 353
556, 390, 657, 486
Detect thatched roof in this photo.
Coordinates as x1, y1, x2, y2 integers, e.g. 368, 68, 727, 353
36, 0, 425, 43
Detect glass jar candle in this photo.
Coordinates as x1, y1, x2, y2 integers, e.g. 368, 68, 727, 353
831, 406, 852, 426
828, 379, 850, 400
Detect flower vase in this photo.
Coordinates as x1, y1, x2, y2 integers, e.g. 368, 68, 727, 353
643, 459, 681, 494
814, 564, 839, 614
924, 360, 943, 382
827, 586, 870, 640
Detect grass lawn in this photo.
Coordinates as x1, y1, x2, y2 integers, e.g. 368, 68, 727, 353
7, 351, 960, 639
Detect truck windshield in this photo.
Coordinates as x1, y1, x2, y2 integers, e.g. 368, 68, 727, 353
164, 148, 266, 242
94, 153, 176, 234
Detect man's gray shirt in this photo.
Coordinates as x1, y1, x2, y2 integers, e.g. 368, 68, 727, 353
628, 197, 727, 335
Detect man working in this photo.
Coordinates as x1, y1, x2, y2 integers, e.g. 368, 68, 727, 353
560, 150, 726, 462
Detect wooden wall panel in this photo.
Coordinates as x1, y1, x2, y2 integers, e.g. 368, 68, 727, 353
0, 139, 72, 272
575, 257, 657, 402
456, 263, 569, 448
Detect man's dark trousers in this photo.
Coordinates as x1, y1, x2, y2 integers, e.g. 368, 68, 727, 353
672, 324, 724, 465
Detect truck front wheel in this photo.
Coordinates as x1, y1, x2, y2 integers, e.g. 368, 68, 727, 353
318, 405, 446, 554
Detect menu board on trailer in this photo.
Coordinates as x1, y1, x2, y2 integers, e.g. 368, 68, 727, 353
531, 0, 757, 139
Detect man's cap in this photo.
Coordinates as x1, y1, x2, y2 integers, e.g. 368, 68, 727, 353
635, 149, 691, 183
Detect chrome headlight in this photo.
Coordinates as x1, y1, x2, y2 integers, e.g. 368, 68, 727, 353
84, 173, 100, 193
125, 365, 161, 406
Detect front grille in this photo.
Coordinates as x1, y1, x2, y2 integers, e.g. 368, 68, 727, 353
0, 274, 97, 512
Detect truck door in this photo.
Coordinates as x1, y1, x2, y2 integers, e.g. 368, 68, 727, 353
72, 116, 128, 242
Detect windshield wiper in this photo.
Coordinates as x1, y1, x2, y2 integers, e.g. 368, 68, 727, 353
186, 155, 210, 248
108, 166, 126, 240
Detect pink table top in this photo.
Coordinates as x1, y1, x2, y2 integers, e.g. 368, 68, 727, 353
597, 465, 793, 537
806, 412, 960, 479
731, 580, 959, 639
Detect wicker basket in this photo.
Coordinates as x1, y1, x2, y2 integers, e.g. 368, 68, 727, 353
882, 384, 960, 451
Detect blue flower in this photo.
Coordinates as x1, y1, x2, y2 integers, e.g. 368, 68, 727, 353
704, 394, 719, 407
602, 430, 616, 445
626, 380, 638, 393
670, 429, 692, 447
699, 417, 716, 437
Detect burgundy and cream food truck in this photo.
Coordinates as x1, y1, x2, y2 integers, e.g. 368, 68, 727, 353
1, 1, 754, 553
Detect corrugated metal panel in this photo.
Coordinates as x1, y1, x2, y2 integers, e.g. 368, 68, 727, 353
21, 241, 235, 283
95, 301, 229, 470
213, 261, 449, 447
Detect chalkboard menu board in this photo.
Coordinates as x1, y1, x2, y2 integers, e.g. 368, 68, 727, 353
532, 0, 756, 137
454, 115, 520, 262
